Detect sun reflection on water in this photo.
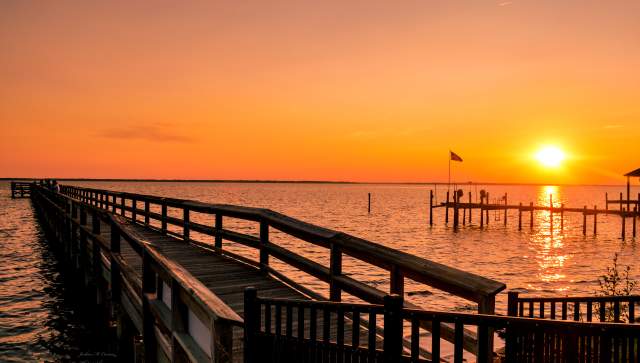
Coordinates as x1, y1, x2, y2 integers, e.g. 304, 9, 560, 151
529, 185, 572, 291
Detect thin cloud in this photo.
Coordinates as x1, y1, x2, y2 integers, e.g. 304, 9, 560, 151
498, 1, 513, 6
97, 123, 195, 143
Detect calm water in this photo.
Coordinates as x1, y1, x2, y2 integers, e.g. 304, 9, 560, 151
0, 185, 111, 361
1, 181, 639, 359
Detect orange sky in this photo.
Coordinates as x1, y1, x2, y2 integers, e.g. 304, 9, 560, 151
1, 1, 639, 184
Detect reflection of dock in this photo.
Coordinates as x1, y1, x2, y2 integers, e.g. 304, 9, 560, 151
429, 189, 639, 239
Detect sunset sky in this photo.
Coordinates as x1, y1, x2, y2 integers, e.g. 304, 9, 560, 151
1, 1, 639, 184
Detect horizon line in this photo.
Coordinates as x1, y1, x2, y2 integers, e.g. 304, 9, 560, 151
0, 177, 630, 188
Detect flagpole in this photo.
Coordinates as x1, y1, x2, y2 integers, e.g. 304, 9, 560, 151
448, 151, 451, 194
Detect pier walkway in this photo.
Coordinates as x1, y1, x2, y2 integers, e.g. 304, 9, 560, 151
31, 183, 506, 362
24, 182, 640, 363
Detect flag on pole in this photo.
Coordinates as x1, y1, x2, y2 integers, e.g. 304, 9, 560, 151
450, 151, 463, 162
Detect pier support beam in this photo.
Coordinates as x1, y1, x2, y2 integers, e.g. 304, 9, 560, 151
594, 206, 598, 235
582, 206, 587, 236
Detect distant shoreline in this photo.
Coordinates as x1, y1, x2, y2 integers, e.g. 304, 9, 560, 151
0, 177, 628, 187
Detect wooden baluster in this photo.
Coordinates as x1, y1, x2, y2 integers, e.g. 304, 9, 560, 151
131, 198, 137, 222
453, 320, 463, 363
161, 202, 167, 234
243, 287, 258, 363
383, 295, 403, 363
144, 201, 150, 225
431, 317, 440, 362
410, 315, 420, 361
183, 207, 190, 241
215, 214, 222, 248
330, 243, 342, 301
368, 311, 376, 358
573, 301, 580, 321
120, 196, 125, 216
260, 220, 269, 272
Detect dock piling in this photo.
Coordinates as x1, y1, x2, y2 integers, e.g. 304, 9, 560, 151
582, 206, 587, 236
561, 203, 565, 231
368, 193, 371, 214
445, 191, 450, 224
633, 207, 637, 238
480, 196, 484, 227
504, 193, 508, 226
468, 192, 472, 223
593, 205, 597, 235
622, 209, 626, 240
529, 202, 534, 230
518, 203, 522, 230
429, 190, 433, 226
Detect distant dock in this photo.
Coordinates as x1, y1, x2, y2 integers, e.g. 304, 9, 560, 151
430, 189, 640, 239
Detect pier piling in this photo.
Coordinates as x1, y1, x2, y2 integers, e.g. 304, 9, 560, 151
518, 203, 522, 230
445, 191, 450, 224
633, 207, 637, 238
480, 197, 484, 227
368, 193, 371, 214
429, 190, 433, 226
529, 202, 534, 230
468, 192, 472, 223
593, 205, 597, 235
561, 203, 565, 231
582, 206, 587, 236
622, 209, 626, 239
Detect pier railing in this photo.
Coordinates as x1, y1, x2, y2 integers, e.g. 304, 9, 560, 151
10, 181, 33, 198
508, 292, 640, 323
33, 185, 244, 362
245, 288, 640, 363
59, 184, 506, 355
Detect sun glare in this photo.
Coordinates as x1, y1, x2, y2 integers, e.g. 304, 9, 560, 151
535, 146, 565, 168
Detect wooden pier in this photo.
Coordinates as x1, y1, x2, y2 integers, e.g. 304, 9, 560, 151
23, 184, 640, 362
430, 190, 640, 239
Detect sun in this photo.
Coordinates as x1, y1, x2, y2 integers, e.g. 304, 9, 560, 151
535, 146, 565, 168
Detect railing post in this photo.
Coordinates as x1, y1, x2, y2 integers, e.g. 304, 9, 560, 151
507, 292, 519, 316
244, 287, 258, 363
112, 195, 116, 213
170, 278, 186, 362
383, 294, 403, 363
161, 202, 168, 234
215, 214, 223, 248
131, 198, 137, 222
390, 265, 404, 297
110, 223, 121, 318
183, 207, 190, 241
120, 196, 126, 216
330, 243, 343, 301
478, 296, 496, 363
142, 250, 157, 362
259, 220, 269, 272
144, 201, 150, 225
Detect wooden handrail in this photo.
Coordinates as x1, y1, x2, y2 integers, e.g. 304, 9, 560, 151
60, 184, 507, 356
60, 184, 505, 302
